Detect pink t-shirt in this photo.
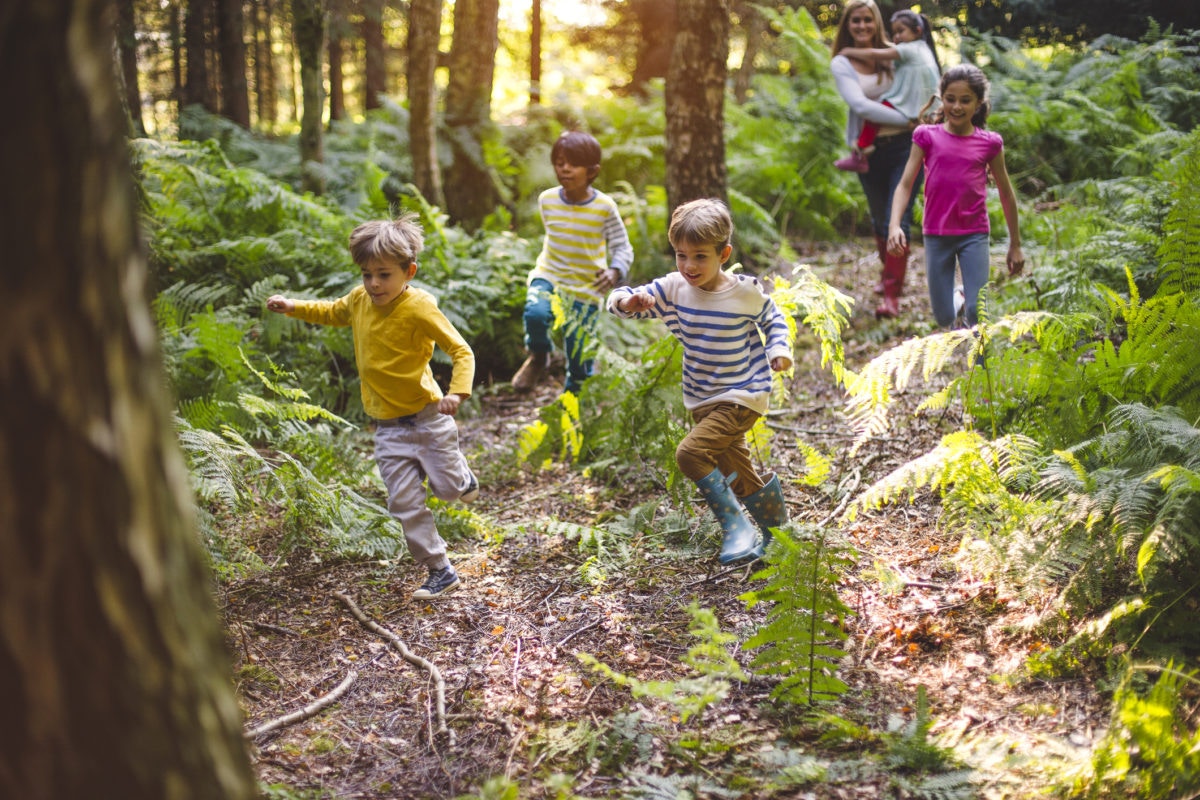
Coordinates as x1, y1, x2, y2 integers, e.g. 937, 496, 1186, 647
914, 124, 1005, 236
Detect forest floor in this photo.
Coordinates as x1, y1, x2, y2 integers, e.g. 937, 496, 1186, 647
221, 239, 1107, 800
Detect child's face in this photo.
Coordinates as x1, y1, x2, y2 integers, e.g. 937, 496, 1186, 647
891, 21, 917, 42
553, 156, 596, 200
674, 240, 733, 292
940, 80, 981, 131
361, 257, 415, 306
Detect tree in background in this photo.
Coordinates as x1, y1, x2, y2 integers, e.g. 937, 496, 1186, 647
293, 0, 326, 195
0, 1, 257, 796
444, 0, 501, 228
115, 0, 146, 136
409, 0, 446, 209
328, 0, 349, 122
665, 0, 730, 212
217, 0, 251, 127
183, 0, 217, 113
362, 0, 387, 111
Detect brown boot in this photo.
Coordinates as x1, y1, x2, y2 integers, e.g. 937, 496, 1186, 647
512, 352, 549, 392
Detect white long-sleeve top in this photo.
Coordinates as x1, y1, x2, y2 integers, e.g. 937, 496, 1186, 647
831, 54, 911, 148
607, 272, 793, 414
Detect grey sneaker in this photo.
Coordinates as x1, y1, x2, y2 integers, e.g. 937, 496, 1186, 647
460, 469, 479, 503
412, 566, 460, 600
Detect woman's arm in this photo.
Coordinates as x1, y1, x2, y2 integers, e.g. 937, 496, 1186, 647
988, 150, 1025, 275
887, 143, 926, 253
831, 56, 910, 127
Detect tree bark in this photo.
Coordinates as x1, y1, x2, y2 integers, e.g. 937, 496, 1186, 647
293, 0, 327, 195
259, 0, 279, 127
217, 0, 251, 127
665, 0, 729, 214
0, 2, 258, 798
443, 0, 501, 229
530, 0, 542, 106
362, 0, 386, 110
629, 0, 676, 95
328, 0, 346, 123
183, 0, 217, 113
733, 2, 767, 105
408, 0, 446, 208
115, 0, 147, 136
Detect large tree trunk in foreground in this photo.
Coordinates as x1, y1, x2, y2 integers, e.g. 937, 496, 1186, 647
0, 2, 257, 798
665, 0, 730, 214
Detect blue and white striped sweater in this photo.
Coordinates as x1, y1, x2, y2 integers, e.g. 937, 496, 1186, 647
607, 272, 792, 413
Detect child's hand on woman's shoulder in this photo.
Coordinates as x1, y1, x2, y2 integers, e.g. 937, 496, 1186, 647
266, 294, 294, 313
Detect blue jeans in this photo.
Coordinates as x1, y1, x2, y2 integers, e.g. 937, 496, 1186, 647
923, 232, 990, 327
523, 277, 599, 394
859, 133, 923, 241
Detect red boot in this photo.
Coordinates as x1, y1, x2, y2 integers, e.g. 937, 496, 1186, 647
872, 234, 887, 294
874, 246, 908, 319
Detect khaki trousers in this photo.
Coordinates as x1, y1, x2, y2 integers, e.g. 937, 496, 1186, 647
675, 402, 765, 498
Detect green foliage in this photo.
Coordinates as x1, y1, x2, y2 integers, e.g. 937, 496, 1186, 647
1079, 663, 1200, 798
578, 603, 748, 724
883, 686, 961, 774
740, 524, 856, 705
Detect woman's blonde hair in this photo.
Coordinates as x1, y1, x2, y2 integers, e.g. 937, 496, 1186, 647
831, 0, 893, 79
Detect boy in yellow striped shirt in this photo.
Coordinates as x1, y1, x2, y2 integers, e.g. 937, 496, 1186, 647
511, 130, 633, 394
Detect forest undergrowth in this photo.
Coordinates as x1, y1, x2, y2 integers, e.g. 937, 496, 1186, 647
224, 240, 1106, 800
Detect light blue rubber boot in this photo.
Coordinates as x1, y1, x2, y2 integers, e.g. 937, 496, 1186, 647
741, 472, 787, 550
695, 469, 763, 564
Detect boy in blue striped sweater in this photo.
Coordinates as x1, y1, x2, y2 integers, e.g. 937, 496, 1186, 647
607, 198, 793, 564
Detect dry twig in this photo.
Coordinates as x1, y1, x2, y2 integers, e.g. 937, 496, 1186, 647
333, 591, 453, 746
245, 669, 358, 739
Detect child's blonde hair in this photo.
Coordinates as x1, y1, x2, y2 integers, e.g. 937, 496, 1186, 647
668, 198, 733, 250
348, 213, 425, 267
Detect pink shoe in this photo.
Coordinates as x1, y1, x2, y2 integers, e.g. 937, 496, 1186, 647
835, 152, 869, 173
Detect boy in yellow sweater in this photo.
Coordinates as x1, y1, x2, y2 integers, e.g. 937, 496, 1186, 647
267, 213, 477, 600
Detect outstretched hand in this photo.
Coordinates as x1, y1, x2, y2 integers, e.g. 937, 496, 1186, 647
266, 294, 294, 313
619, 292, 655, 313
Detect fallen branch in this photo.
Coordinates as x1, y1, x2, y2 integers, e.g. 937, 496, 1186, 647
245, 669, 358, 739
333, 591, 452, 745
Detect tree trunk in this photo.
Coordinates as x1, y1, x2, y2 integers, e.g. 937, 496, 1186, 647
183, 0, 217, 112
170, 0, 183, 115
530, 0, 542, 106
260, 0, 279, 127
362, 0, 386, 110
629, 0, 676, 95
733, 2, 767, 105
665, 0, 729, 214
0, 2, 258, 798
115, 0, 147, 136
217, 0, 251, 127
443, 0, 500, 229
408, 0, 446, 208
328, 2, 346, 124
293, 0, 327, 195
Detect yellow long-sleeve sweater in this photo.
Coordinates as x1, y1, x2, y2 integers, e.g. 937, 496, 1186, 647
289, 285, 474, 419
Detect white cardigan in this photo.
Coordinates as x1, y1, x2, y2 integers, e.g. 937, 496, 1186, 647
830, 54, 911, 148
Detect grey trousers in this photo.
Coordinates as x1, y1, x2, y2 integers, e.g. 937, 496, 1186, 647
374, 403, 473, 570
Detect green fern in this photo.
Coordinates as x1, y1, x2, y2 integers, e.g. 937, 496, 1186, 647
740, 524, 856, 705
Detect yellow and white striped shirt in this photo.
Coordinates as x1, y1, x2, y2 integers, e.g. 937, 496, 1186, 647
528, 187, 633, 302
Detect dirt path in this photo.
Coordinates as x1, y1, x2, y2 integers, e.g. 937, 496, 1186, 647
223, 241, 1104, 799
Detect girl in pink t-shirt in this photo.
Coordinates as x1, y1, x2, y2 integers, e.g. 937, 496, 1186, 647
887, 64, 1024, 328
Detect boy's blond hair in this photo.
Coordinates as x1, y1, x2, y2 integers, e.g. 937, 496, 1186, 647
349, 213, 425, 267
668, 198, 733, 250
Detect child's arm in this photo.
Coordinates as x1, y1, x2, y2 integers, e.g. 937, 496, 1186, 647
424, 310, 475, 417
266, 294, 294, 313
887, 142, 927, 254
838, 45, 899, 63
988, 150, 1025, 276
